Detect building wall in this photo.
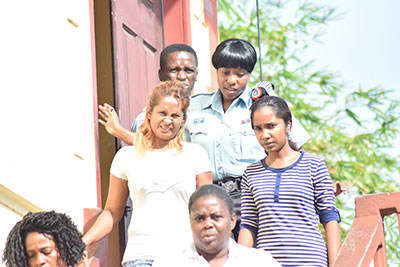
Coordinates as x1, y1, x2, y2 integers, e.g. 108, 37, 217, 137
0, 0, 98, 258
190, 0, 219, 94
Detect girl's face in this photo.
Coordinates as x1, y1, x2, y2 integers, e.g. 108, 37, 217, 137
147, 96, 184, 149
25, 232, 63, 267
217, 67, 250, 105
252, 106, 291, 153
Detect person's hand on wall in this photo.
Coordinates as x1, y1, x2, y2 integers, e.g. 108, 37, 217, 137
98, 103, 122, 137
333, 181, 347, 197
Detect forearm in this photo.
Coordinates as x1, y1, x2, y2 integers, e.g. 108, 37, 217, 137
238, 228, 256, 247
83, 175, 128, 248
196, 172, 212, 189
323, 220, 341, 266
112, 125, 135, 145
82, 210, 118, 246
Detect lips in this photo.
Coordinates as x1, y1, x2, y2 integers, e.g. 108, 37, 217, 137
159, 125, 172, 133
264, 142, 275, 148
202, 234, 216, 243
224, 87, 237, 92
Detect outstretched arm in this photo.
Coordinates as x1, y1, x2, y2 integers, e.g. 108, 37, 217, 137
82, 175, 129, 246
98, 103, 134, 145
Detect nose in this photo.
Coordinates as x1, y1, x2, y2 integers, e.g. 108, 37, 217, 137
202, 216, 213, 228
34, 253, 46, 266
227, 74, 237, 85
176, 70, 187, 81
261, 129, 271, 139
163, 116, 173, 124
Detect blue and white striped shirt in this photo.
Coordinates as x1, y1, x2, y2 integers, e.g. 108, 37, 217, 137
241, 151, 340, 267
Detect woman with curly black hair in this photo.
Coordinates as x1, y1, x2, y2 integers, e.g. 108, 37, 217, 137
2, 211, 86, 267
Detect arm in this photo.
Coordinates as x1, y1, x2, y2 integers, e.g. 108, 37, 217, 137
195, 171, 212, 189
82, 175, 129, 246
98, 103, 134, 145
238, 228, 256, 247
323, 220, 341, 266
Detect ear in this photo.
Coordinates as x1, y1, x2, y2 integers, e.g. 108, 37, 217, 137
286, 121, 292, 134
230, 214, 237, 231
159, 68, 166, 81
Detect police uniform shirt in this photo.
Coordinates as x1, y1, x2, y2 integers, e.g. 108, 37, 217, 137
185, 87, 265, 182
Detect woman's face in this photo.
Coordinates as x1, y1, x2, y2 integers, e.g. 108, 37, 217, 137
217, 67, 250, 106
25, 232, 63, 267
252, 106, 291, 153
147, 95, 184, 149
190, 196, 236, 258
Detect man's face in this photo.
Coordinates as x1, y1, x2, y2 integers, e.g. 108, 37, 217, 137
159, 51, 197, 95
190, 196, 236, 258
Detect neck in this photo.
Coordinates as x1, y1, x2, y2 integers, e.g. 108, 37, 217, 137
150, 140, 170, 151
265, 144, 300, 168
198, 247, 229, 267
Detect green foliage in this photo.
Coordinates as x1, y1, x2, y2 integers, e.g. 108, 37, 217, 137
218, 0, 400, 263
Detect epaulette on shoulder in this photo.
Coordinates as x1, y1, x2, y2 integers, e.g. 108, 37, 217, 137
190, 91, 215, 99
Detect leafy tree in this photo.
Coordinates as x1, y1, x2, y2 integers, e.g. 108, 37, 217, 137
217, 0, 400, 264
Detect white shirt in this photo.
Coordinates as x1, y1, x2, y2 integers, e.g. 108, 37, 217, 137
152, 238, 282, 267
110, 142, 212, 264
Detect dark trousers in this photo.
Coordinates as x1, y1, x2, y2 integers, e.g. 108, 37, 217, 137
214, 177, 241, 241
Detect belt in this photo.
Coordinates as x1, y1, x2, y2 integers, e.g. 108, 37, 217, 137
214, 176, 241, 193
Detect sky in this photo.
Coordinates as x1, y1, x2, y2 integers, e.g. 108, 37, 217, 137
304, 0, 399, 95
302, 0, 400, 153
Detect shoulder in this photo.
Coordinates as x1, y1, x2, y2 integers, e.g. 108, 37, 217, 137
115, 145, 135, 156
190, 91, 215, 99
189, 91, 216, 106
244, 159, 264, 173
113, 146, 137, 162
301, 152, 325, 164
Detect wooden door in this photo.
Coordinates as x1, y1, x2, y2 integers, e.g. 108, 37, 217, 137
111, 0, 163, 139
110, 0, 163, 260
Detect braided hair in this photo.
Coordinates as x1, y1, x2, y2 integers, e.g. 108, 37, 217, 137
2, 211, 86, 267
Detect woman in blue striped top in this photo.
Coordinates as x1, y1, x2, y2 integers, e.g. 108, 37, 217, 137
238, 96, 341, 266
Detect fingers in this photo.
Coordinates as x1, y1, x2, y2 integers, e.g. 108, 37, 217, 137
98, 109, 108, 120
333, 181, 347, 197
98, 104, 115, 121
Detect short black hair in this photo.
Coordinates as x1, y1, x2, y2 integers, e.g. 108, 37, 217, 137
189, 184, 234, 216
160, 44, 198, 70
212, 38, 257, 73
2, 211, 86, 267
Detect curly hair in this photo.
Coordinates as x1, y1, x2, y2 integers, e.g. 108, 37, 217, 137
134, 80, 190, 157
2, 211, 86, 267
